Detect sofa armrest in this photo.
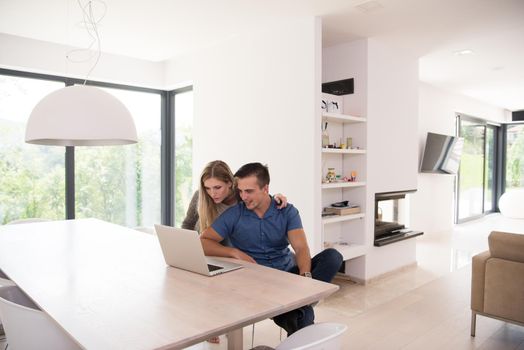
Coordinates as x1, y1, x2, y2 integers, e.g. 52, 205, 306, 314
471, 250, 491, 312
489, 231, 524, 263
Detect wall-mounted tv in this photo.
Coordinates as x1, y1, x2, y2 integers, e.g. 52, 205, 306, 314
420, 132, 464, 174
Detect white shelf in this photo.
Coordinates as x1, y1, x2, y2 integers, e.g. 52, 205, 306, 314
321, 148, 366, 154
325, 243, 366, 260
322, 213, 365, 225
321, 182, 366, 189
322, 112, 366, 124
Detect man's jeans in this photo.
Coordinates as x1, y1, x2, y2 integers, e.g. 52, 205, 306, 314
273, 248, 343, 336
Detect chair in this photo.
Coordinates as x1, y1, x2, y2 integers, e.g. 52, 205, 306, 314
0, 270, 15, 339
275, 323, 347, 350
0, 286, 81, 350
0, 269, 12, 282
471, 231, 524, 336
6, 218, 50, 225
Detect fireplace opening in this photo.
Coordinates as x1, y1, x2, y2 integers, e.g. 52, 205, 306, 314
374, 189, 423, 246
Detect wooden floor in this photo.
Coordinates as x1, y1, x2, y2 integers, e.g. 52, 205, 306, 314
1, 214, 523, 349
187, 213, 524, 349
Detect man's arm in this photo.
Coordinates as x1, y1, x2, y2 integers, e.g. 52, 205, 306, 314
288, 228, 312, 275
200, 227, 256, 263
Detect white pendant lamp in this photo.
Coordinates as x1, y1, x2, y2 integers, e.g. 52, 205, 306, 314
25, 0, 137, 147
25, 85, 137, 146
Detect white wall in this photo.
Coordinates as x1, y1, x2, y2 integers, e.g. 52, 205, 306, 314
323, 38, 419, 280
0, 33, 164, 89
165, 18, 321, 248
411, 83, 509, 234
365, 39, 419, 279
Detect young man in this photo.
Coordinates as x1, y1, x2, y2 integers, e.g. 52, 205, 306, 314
200, 162, 343, 335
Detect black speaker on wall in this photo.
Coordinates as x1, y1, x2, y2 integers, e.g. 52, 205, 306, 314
322, 78, 354, 96
513, 110, 524, 121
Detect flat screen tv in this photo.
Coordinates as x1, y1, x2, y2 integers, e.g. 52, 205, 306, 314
420, 132, 464, 174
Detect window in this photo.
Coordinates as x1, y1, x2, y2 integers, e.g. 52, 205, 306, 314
173, 89, 193, 227
0, 69, 190, 228
0, 75, 65, 223
75, 87, 162, 227
456, 116, 499, 222
505, 124, 524, 191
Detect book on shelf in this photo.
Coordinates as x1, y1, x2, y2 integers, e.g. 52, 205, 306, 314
324, 206, 361, 216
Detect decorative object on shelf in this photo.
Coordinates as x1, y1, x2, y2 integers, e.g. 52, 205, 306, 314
327, 101, 340, 113
346, 137, 353, 148
322, 78, 354, 96
326, 168, 337, 183
322, 122, 329, 148
324, 206, 361, 216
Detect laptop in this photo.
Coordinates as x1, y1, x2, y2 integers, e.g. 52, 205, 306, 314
154, 224, 243, 276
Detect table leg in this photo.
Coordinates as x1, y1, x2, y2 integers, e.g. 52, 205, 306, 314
227, 328, 243, 350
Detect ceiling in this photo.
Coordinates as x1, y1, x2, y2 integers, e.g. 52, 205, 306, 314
1, 0, 523, 111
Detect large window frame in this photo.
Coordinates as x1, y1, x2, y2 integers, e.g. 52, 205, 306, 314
455, 114, 501, 223
0, 68, 185, 226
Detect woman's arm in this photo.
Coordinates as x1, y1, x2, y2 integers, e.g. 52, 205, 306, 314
181, 190, 200, 230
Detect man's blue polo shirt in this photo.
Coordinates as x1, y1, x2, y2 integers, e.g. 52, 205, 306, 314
211, 198, 303, 271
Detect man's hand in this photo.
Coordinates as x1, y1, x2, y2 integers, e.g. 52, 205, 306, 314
230, 248, 257, 263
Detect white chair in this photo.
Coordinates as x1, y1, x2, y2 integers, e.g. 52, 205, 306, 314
275, 323, 347, 350
6, 218, 51, 225
0, 270, 15, 340
0, 286, 81, 350
0, 269, 12, 282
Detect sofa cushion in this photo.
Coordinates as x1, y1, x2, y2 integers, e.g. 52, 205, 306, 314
484, 258, 524, 324
489, 231, 524, 263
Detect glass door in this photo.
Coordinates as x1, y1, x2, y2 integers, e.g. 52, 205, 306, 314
456, 116, 499, 222
505, 123, 524, 191
457, 118, 486, 221
484, 125, 497, 212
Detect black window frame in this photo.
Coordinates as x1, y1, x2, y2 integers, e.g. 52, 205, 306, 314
455, 114, 501, 223
0, 67, 185, 226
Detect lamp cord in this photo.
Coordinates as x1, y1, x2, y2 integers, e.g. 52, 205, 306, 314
65, 0, 107, 84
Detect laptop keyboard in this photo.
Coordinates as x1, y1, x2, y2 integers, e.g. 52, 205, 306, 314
207, 264, 223, 272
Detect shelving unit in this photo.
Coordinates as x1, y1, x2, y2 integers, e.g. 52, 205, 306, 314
329, 243, 367, 261
322, 213, 365, 225
321, 148, 366, 154
321, 181, 366, 189
322, 112, 366, 124
320, 93, 367, 270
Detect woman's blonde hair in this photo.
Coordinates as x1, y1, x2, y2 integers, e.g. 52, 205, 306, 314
198, 160, 235, 231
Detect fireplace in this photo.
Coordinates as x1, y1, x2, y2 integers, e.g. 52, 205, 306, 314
374, 189, 423, 246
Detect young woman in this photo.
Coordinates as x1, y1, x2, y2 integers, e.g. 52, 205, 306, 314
182, 160, 286, 233
181, 160, 286, 344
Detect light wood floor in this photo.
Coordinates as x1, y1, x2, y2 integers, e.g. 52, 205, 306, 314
188, 213, 524, 349
1, 214, 523, 349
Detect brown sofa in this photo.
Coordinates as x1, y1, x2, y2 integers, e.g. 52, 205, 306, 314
471, 231, 524, 336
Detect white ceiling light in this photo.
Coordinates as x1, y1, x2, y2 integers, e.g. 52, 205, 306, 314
25, 0, 137, 147
25, 85, 137, 146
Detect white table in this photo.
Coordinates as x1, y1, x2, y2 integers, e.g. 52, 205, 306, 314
0, 219, 339, 349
